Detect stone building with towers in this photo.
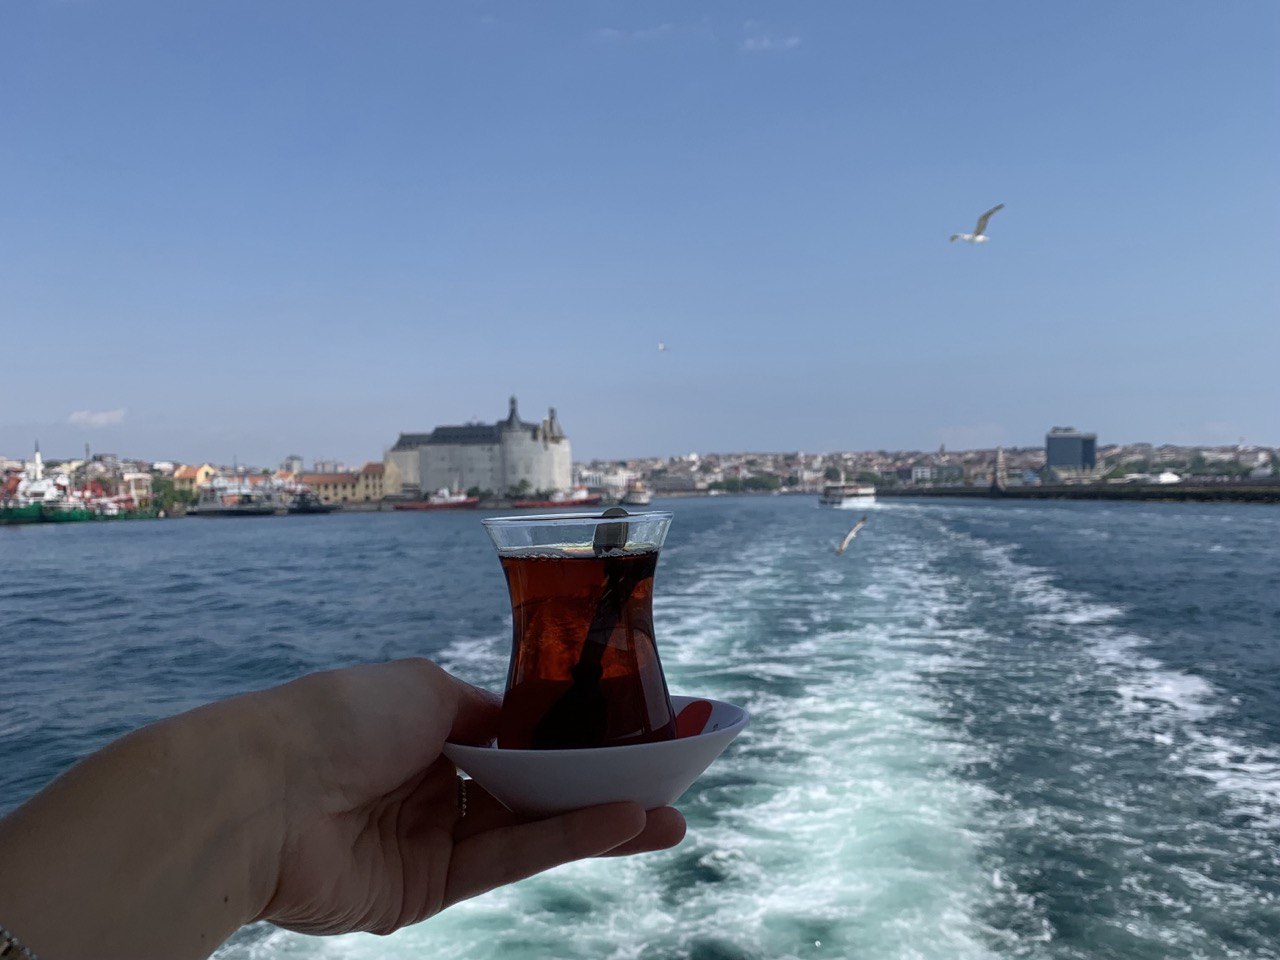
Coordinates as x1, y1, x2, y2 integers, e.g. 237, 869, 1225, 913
386, 397, 572, 497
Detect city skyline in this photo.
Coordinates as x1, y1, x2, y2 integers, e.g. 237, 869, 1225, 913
2, 2, 1277, 463
4, 423, 1276, 474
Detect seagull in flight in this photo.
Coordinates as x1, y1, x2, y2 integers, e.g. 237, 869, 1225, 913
657, 341, 669, 353
950, 203, 1004, 244
835, 515, 869, 555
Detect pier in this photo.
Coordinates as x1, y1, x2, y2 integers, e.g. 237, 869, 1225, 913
876, 483, 1280, 504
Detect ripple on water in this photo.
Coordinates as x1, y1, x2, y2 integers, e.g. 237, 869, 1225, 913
5, 502, 1280, 960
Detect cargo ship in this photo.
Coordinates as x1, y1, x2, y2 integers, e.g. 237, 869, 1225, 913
0, 502, 41, 524
2, 446, 160, 524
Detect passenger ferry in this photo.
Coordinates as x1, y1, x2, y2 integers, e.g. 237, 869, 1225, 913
819, 482, 876, 508
619, 479, 652, 507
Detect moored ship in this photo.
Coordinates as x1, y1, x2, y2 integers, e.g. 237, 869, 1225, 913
2, 445, 160, 524
394, 488, 480, 511
288, 490, 341, 514
194, 478, 283, 517
0, 503, 42, 524
512, 486, 602, 510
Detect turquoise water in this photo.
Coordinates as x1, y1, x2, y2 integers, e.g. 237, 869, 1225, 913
2, 498, 1278, 958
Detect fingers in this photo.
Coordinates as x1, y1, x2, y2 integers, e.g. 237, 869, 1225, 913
599, 806, 686, 856
443, 802, 647, 908
452, 780, 685, 857
267, 658, 500, 813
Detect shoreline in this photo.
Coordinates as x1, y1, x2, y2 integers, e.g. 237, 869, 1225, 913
176, 482, 1280, 518
876, 483, 1280, 504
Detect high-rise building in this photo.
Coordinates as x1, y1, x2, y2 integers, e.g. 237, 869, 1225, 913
1045, 427, 1097, 470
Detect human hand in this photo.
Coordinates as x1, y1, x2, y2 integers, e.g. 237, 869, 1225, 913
251, 659, 686, 935
0, 658, 682, 959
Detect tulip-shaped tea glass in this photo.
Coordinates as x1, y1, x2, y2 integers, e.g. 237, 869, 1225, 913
483, 509, 676, 750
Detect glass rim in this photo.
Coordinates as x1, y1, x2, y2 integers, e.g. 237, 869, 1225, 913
481, 510, 672, 528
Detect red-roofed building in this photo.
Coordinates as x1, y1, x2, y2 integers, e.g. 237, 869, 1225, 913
296, 461, 401, 504
298, 472, 359, 504
356, 461, 397, 501
173, 463, 217, 494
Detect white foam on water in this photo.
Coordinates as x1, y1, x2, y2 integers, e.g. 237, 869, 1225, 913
215, 515, 1012, 960
976, 539, 1280, 831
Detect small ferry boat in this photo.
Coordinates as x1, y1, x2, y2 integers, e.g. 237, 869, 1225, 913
393, 488, 479, 511
195, 478, 283, 517
819, 482, 876, 508
620, 479, 652, 507
513, 486, 602, 510
288, 490, 340, 514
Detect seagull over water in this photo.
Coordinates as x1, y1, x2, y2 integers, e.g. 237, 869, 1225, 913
657, 341, 668, 352
835, 515, 869, 555
950, 203, 1004, 244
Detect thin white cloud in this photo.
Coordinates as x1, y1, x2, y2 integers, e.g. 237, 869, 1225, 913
633, 23, 674, 41
68, 408, 126, 428
591, 22, 703, 44
740, 20, 801, 53
741, 34, 801, 53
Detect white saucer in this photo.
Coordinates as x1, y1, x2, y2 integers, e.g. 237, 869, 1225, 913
444, 696, 749, 817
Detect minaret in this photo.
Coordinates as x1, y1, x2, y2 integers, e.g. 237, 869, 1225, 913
990, 446, 1007, 494
32, 440, 44, 481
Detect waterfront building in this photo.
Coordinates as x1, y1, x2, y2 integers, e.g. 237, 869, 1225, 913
387, 397, 571, 498
280, 455, 304, 474
297, 461, 397, 504
575, 465, 635, 499
936, 463, 964, 484
1046, 427, 1097, 470
385, 434, 429, 495
299, 470, 358, 504
650, 473, 701, 493
120, 472, 153, 502
911, 464, 936, 484
356, 461, 399, 501
173, 463, 217, 494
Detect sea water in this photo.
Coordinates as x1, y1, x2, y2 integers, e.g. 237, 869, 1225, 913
2, 498, 1278, 959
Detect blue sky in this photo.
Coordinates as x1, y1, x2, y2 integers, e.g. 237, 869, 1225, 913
2, 1, 1277, 465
